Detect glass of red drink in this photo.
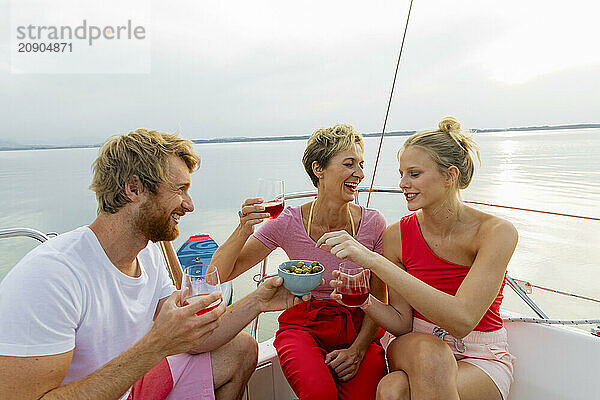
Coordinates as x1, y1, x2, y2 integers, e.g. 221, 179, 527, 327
181, 264, 222, 315
338, 263, 370, 307
258, 178, 285, 219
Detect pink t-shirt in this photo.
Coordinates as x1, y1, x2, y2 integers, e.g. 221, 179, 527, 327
254, 205, 386, 300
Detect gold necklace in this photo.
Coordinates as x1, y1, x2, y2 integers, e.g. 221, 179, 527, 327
307, 200, 355, 237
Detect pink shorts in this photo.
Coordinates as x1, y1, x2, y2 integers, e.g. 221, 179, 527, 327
412, 318, 515, 400
128, 352, 214, 400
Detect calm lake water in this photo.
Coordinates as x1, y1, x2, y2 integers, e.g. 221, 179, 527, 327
1, 128, 599, 341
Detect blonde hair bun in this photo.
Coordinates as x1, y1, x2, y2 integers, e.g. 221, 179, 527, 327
400, 116, 480, 191
438, 117, 461, 134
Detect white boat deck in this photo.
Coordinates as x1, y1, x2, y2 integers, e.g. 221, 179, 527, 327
504, 316, 599, 399
244, 313, 600, 400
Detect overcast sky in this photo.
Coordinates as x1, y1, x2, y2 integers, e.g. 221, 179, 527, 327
1, 0, 599, 145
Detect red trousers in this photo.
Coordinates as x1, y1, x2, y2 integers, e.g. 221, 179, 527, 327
274, 299, 387, 400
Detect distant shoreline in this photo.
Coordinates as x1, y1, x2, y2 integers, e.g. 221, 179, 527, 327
1, 123, 599, 152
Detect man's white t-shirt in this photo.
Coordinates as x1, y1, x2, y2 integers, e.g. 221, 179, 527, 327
0, 226, 175, 392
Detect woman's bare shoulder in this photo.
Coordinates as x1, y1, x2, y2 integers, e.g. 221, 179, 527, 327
385, 220, 401, 237
383, 221, 403, 263
472, 208, 518, 245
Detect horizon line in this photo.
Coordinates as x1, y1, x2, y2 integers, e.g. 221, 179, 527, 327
1, 122, 599, 152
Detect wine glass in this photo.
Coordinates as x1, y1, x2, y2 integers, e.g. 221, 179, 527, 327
258, 178, 285, 219
338, 262, 370, 307
181, 264, 222, 315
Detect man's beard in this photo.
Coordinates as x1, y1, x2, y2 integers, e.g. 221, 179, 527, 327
135, 198, 179, 242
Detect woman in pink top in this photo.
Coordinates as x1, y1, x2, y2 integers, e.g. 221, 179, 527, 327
212, 124, 388, 400
317, 117, 518, 400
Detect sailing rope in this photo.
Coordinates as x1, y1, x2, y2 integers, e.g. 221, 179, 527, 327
464, 201, 600, 221
366, 0, 414, 208
503, 317, 600, 326
511, 277, 600, 304
253, 273, 278, 284
527, 284, 600, 303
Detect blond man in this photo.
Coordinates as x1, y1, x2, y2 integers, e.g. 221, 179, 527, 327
0, 129, 306, 400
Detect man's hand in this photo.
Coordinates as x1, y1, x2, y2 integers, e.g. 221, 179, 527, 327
254, 277, 311, 313
146, 290, 226, 357
315, 230, 374, 267
325, 346, 366, 382
0, 291, 226, 400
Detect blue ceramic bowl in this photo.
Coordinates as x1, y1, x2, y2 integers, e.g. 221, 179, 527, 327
278, 260, 324, 296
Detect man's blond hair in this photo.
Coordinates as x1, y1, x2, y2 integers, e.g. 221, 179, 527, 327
90, 128, 201, 214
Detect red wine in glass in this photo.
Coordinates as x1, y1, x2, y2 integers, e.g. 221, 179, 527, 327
338, 263, 370, 308
340, 287, 369, 306
258, 178, 285, 219
263, 199, 284, 219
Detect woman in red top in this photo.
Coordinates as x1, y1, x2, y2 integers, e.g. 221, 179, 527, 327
317, 117, 518, 400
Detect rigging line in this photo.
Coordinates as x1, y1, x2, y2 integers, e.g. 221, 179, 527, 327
503, 317, 600, 326
367, 0, 414, 208
512, 276, 600, 303
528, 283, 600, 304
464, 201, 600, 221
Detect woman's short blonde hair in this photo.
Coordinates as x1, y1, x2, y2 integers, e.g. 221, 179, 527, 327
302, 124, 364, 187
90, 128, 201, 214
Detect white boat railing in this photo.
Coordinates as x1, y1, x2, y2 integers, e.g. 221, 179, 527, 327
0, 227, 55, 243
